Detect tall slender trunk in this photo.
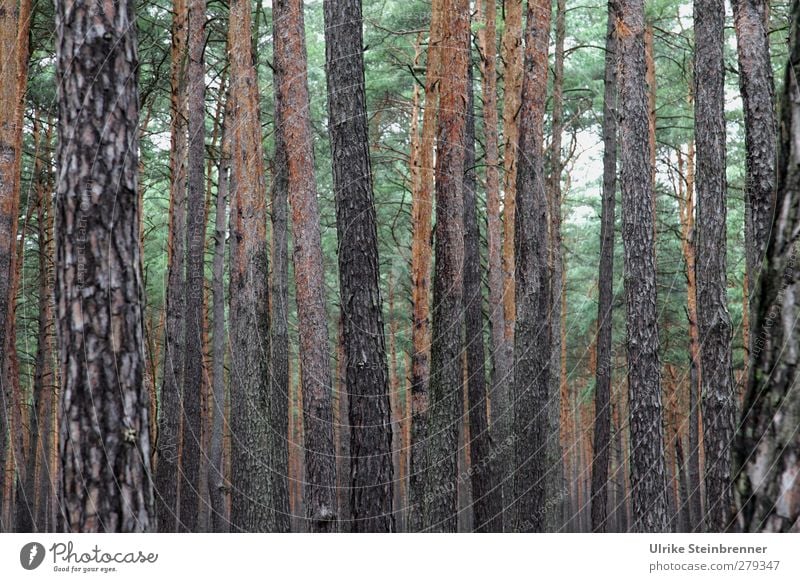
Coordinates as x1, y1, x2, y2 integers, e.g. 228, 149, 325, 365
324, 0, 394, 533
422, 0, 469, 533
274, 0, 337, 533
695, 0, 734, 533
0, 0, 32, 529
617, 0, 668, 532
513, 0, 552, 533
55, 0, 154, 531
497, 0, 523, 531
732, 0, 776, 302
408, 0, 443, 532
155, 0, 188, 531
209, 100, 230, 533
734, 0, 800, 531
228, 0, 272, 532
269, 40, 292, 535
180, 0, 206, 532
591, 0, 619, 534
478, 0, 506, 447
546, 0, 566, 533
463, 55, 502, 532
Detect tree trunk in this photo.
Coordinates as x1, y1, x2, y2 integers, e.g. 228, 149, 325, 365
155, 0, 187, 532
324, 0, 395, 533
497, 0, 523, 532
274, 0, 338, 533
732, 0, 776, 302
209, 99, 230, 533
546, 0, 566, 533
463, 55, 502, 532
733, 0, 800, 532
617, 0, 669, 532
268, 41, 292, 535
228, 0, 272, 532
408, 0, 442, 532
421, 0, 469, 533
694, 0, 734, 533
591, 0, 619, 534
478, 0, 506, 458
180, 0, 206, 532
55, 0, 154, 531
0, 0, 32, 530
513, 0, 552, 533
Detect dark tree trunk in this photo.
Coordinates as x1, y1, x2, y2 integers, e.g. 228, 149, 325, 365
323, 0, 395, 533
732, 0, 776, 300
694, 0, 735, 533
54, 0, 154, 531
463, 56, 502, 532
733, 0, 800, 532
274, 0, 338, 533
228, 0, 272, 532
156, 0, 187, 532
617, 0, 668, 532
512, 0, 551, 533
421, 0, 469, 533
209, 105, 230, 533
675, 437, 691, 533
180, 0, 206, 532
269, 47, 292, 535
591, 0, 619, 534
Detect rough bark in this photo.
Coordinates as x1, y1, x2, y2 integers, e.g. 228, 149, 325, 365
408, 0, 442, 532
512, 0, 552, 533
497, 0, 523, 531
274, 0, 337, 533
479, 0, 506, 452
180, 0, 206, 532
228, 0, 271, 532
155, 0, 187, 532
617, 0, 669, 532
324, 0, 395, 533
463, 56, 502, 532
591, 0, 619, 534
209, 101, 230, 533
54, 0, 154, 531
732, 0, 776, 300
421, 0, 469, 533
733, 0, 800, 532
269, 44, 292, 535
0, 0, 32, 528
694, 0, 735, 533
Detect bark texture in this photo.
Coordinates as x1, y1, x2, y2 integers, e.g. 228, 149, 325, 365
274, 0, 338, 533
324, 0, 395, 533
732, 0, 776, 298
463, 57, 502, 532
734, 0, 800, 532
421, 0, 469, 533
694, 0, 735, 533
408, 0, 442, 532
228, 0, 272, 532
617, 0, 669, 532
513, 0, 552, 534
180, 0, 206, 532
591, 0, 619, 534
54, 0, 154, 532
156, 0, 187, 532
